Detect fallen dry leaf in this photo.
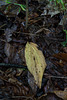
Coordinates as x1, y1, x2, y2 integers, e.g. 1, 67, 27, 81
63, 47, 67, 53
54, 90, 67, 100
53, 53, 67, 62
25, 42, 47, 88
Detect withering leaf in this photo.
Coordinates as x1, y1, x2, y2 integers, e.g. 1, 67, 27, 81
53, 53, 67, 62
28, 71, 38, 93
25, 42, 47, 88
4, 43, 16, 61
4, 43, 22, 64
38, 93, 63, 100
54, 89, 67, 100
63, 47, 67, 53
5, 25, 17, 42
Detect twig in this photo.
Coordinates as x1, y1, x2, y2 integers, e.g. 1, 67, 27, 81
0, 63, 27, 69
26, 0, 28, 29
0, 24, 6, 28
44, 73, 67, 79
38, 94, 47, 100
12, 95, 34, 100
0, 70, 22, 85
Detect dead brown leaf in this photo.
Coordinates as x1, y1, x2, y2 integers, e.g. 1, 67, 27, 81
54, 89, 67, 100
53, 53, 67, 62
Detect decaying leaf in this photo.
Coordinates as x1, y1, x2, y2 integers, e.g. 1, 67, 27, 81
53, 53, 67, 62
54, 89, 67, 100
25, 42, 47, 88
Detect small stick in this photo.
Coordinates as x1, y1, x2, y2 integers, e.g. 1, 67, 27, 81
26, 0, 28, 29
0, 63, 27, 69
44, 73, 67, 79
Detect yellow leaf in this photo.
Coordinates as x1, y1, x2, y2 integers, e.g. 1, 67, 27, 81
25, 42, 47, 88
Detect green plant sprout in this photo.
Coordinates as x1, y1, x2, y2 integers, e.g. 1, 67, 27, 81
61, 30, 67, 47
5, 0, 26, 11
49, 0, 65, 10
5, 0, 28, 29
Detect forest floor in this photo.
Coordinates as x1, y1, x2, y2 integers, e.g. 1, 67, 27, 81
0, 0, 67, 100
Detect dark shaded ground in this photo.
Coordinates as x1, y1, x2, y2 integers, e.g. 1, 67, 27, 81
0, 0, 67, 100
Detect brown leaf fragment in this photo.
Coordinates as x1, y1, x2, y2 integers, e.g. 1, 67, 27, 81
53, 53, 67, 62
54, 90, 67, 100
63, 47, 67, 53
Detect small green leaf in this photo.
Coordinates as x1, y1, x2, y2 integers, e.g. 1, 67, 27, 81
61, 42, 66, 47
5, 0, 26, 11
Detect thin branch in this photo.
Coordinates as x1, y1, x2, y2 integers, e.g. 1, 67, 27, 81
26, 0, 28, 29
44, 73, 67, 79
0, 63, 27, 69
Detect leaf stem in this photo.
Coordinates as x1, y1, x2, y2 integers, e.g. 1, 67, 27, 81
26, 0, 28, 29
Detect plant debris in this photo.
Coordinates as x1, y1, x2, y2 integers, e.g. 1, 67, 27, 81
0, 0, 67, 100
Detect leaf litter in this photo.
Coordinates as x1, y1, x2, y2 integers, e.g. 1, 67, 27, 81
0, 0, 67, 100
